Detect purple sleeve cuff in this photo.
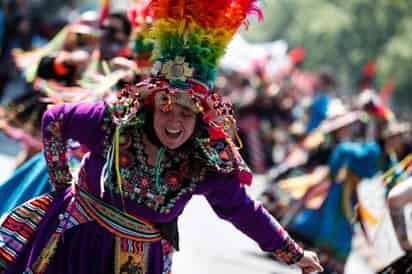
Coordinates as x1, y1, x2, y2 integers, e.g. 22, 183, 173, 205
200, 174, 303, 264
273, 233, 304, 264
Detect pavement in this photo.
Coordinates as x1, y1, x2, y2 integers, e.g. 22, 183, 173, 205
173, 176, 378, 274
0, 132, 405, 274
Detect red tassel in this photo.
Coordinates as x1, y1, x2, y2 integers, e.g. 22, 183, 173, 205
209, 125, 226, 140
288, 47, 306, 65
239, 170, 253, 186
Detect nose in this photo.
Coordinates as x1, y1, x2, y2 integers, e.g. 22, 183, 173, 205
166, 108, 183, 124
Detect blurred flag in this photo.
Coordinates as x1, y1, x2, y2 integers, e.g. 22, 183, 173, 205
358, 59, 376, 90
99, 0, 111, 26
379, 78, 396, 106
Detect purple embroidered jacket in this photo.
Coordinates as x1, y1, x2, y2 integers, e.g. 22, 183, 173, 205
41, 101, 304, 265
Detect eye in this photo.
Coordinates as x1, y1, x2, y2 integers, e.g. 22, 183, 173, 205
182, 111, 194, 118
181, 109, 195, 119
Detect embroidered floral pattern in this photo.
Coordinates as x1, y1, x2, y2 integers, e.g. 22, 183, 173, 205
195, 137, 251, 178
260, 209, 304, 265
273, 235, 304, 265
164, 171, 181, 191
43, 112, 72, 189
103, 126, 204, 214
99, 92, 252, 214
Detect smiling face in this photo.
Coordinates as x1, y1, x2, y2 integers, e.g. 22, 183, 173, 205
153, 103, 197, 149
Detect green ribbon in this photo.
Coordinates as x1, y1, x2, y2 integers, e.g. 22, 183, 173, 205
155, 146, 167, 192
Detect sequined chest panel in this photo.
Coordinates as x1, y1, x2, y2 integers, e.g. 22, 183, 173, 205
103, 127, 203, 214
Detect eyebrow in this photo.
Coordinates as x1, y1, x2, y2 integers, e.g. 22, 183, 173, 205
181, 107, 196, 115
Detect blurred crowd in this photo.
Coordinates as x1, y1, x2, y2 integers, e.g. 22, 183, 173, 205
0, 0, 73, 95
223, 48, 412, 273
0, 2, 411, 274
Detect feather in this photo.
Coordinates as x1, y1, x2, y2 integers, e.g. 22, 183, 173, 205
149, 0, 261, 29
147, 0, 263, 83
99, 0, 111, 26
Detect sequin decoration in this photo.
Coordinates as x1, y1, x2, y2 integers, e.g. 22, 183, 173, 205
104, 127, 204, 214
43, 112, 73, 189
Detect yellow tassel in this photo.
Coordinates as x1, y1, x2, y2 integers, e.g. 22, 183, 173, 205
381, 153, 412, 185
115, 127, 126, 210
358, 203, 380, 225
342, 180, 353, 223
232, 125, 244, 150
32, 233, 61, 272
114, 236, 121, 274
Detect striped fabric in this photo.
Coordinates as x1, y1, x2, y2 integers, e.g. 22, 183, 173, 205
161, 239, 174, 274
0, 194, 54, 269
77, 189, 161, 242
30, 189, 161, 273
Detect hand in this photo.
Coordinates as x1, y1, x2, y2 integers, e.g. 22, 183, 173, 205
297, 250, 324, 273
57, 50, 90, 67
110, 57, 137, 71
285, 148, 308, 167
67, 50, 90, 66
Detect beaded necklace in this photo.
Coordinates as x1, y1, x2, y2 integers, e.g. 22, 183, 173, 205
105, 127, 203, 214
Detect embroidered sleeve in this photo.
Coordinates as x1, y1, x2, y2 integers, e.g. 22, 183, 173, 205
43, 112, 72, 189
272, 227, 304, 264
202, 174, 303, 265
42, 101, 107, 190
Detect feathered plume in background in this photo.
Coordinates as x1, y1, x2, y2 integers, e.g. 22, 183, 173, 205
127, 0, 154, 61
99, 0, 111, 26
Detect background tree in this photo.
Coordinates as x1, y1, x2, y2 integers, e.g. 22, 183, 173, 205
245, 0, 412, 114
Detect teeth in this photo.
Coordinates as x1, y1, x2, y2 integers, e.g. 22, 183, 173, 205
166, 128, 182, 134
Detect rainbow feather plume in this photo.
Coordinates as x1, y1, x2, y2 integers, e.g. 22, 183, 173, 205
147, 0, 262, 85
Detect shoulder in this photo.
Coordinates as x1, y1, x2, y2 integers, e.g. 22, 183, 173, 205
191, 137, 252, 184
195, 172, 241, 195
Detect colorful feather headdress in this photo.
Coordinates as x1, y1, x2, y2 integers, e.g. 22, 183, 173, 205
113, 0, 263, 139
118, 0, 263, 142
108, 0, 263, 187
148, 0, 263, 90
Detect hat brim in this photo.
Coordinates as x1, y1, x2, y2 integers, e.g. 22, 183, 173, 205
319, 111, 361, 133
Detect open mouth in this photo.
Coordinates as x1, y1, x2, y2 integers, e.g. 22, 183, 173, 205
165, 128, 182, 138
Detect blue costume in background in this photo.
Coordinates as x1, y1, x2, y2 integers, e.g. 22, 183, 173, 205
288, 142, 381, 262
0, 152, 52, 216
0, 145, 84, 216
305, 93, 331, 133
0, 9, 4, 50
328, 142, 381, 178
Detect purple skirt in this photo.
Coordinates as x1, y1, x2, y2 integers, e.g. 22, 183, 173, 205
3, 189, 170, 274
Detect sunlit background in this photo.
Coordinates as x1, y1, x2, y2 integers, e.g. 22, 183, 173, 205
2, 0, 411, 114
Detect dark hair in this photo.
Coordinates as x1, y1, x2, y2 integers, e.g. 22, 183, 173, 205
142, 105, 163, 147
318, 66, 336, 88
107, 13, 132, 37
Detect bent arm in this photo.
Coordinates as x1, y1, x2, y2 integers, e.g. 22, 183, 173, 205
199, 174, 304, 265
41, 101, 108, 189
